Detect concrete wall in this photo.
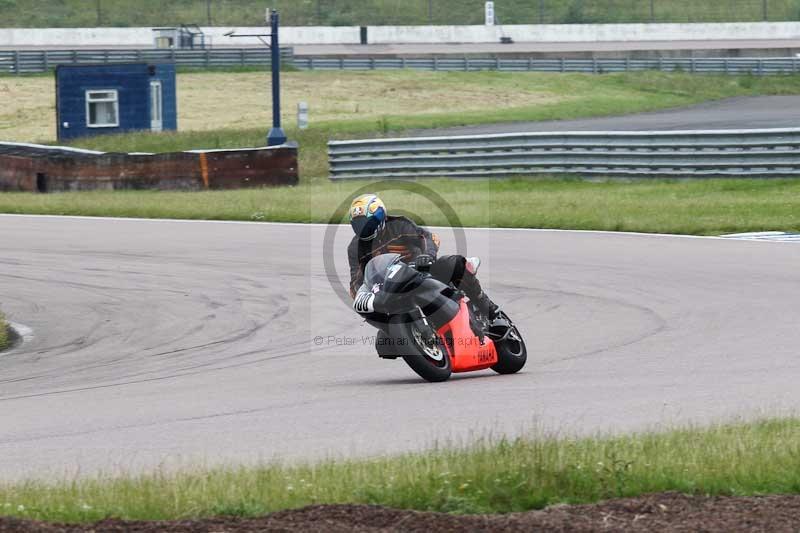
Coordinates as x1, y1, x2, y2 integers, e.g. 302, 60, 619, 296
0, 26, 359, 48
0, 143, 298, 192
369, 22, 800, 44
2, 22, 800, 49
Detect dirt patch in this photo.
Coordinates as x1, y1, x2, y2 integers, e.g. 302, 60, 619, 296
3, 492, 800, 532
0, 78, 56, 142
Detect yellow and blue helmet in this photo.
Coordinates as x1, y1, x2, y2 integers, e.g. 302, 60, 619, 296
349, 194, 387, 241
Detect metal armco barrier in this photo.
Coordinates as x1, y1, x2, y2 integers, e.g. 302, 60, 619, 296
0, 47, 294, 74
328, 129, 800, 179
296, 56, 800, 75
5, 52, 800, 76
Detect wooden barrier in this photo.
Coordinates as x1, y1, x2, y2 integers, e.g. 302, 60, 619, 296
0, 142, 298, 192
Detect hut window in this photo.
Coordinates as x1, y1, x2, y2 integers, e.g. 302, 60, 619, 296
86, 90, 119, 128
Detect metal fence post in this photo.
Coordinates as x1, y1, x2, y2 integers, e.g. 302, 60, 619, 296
528, 57, 533, 71
560, 57, 565, 72
13, 51, 19, 75
42, 51, 49, 72
240, 48, 245, 66
433, 56, 438, 71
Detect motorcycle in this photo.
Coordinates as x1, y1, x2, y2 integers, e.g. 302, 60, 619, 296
353, 253, 527, 382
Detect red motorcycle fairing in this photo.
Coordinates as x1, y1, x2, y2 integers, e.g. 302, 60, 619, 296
437, 299, 498, 373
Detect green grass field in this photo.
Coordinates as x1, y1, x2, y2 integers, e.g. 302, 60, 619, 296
0, 0, 796, 27
1, 71, 798, 234
2, 178, 800, 235
10, 70, 798, 176
58, 71, 800, 181
3, 418, 800, 523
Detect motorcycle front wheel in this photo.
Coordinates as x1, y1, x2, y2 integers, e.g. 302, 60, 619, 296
389, 315, 452, 382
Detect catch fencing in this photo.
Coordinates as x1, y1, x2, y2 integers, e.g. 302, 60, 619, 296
296, 56, 800, 75
0, 48, 294, 75
328, 129, 800, 179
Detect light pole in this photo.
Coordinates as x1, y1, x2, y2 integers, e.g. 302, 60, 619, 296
267, 10, 286, 146
225, 10, 287, 146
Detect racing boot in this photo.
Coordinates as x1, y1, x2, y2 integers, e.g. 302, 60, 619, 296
474, 292, 500, 321
458, 262, 500, 320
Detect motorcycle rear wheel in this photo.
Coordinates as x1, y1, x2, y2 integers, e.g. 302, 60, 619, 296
490, 314, 527, 375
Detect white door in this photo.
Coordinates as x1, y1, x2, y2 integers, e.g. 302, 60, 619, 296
150, 81, 163, 132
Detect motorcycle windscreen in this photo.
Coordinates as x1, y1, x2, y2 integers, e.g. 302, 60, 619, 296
363, 253, 403, 288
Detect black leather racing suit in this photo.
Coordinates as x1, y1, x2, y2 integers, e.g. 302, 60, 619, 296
347, 215, 485, 303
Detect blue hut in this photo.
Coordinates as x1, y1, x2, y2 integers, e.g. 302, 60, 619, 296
56, 63, 177, 141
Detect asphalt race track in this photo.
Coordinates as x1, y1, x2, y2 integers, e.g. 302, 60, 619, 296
2, 215, 800, 481
413, 96, 800, 137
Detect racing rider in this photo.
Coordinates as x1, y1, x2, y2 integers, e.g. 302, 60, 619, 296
347, 193, 499, 319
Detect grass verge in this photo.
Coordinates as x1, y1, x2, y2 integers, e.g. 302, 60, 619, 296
3, 418, 800, 523
1, 178, 799, 235
0, 312, 7, 351
1, 0, 798, 27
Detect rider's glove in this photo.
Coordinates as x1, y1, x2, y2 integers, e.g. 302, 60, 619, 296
414, 254, 434, 272
353, 290, 376, 314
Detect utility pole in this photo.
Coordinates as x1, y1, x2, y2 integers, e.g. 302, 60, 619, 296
428, 0, 433, 24
763, 0, 768, 21
206, 0, 212, 25
650, 0, 655, 22
96, 0, 102, 25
